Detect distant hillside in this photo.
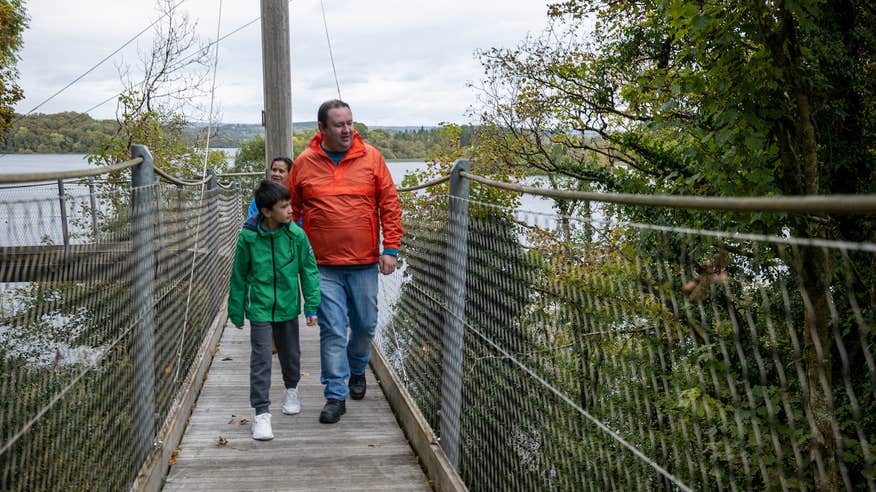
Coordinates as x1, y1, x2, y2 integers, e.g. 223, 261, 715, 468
192, 122, 439, 148
0, 112, 445, 155
0, 112, 119, 154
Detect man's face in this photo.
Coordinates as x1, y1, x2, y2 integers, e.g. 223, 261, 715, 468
263, 199, 293, 225
270, 159, 290, 183
319, 106, 354, 152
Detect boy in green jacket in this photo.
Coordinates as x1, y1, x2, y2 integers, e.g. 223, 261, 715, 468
228, 180, 321, 441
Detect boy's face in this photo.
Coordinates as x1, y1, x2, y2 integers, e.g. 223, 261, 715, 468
262, 199, 293, 225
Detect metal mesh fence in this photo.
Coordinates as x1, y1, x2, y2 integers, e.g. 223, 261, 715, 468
0, 176, 241, 490
377, 190, 876, 491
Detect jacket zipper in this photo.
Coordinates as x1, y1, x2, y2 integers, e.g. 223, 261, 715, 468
271, 235, 277, 320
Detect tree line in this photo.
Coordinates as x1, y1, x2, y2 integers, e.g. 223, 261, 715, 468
0, 111, 473, 161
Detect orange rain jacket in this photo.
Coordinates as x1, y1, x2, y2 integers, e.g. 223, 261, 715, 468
289, 131, 403, 266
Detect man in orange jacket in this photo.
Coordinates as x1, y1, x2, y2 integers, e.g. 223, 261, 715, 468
288, 99, 402, 424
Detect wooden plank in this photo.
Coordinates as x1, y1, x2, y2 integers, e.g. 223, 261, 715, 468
163, 318, 431, 491
370, 341, 469, 492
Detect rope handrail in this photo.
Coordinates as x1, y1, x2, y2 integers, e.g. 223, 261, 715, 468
0, 177, 110, 191
153, 165, 212, 187
459, 171, 876, 214
217, 171, 264, 177
0, 158, 143, 184
396, 174, 451, 192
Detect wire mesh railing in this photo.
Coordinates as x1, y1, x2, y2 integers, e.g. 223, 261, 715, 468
377, 162, 876, 491
0, 149, 241, 491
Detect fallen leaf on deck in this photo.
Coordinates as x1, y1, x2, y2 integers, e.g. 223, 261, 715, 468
222, 357, 232, 361
168, 447, 181, 465
216, 436, 228, 446
239, 418, 249, 425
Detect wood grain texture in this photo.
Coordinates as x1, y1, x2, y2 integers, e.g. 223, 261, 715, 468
163, 318, 431, 491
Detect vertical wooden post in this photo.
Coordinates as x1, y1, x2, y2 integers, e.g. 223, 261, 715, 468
130, 144, 156, 469
440, 159, 470, 468
260, 0, 293, 170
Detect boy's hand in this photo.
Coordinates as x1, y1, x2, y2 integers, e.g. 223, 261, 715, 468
306, 315, 318, 326
234, 323, 244, 330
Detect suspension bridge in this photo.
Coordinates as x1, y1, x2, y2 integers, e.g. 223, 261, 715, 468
0, 147, 874, 491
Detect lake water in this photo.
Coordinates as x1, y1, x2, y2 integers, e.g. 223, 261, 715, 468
0, 153, 559, 216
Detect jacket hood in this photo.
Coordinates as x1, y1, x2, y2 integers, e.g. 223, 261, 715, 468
243, 213, 260, 232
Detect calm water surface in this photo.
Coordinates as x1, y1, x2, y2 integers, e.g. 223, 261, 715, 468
0, 154, 557, 216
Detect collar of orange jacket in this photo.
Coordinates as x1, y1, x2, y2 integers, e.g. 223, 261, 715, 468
307, 130, 366, 162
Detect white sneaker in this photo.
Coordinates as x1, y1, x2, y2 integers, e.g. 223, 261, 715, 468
282, 387, 301, 415
251, 413, 273, 440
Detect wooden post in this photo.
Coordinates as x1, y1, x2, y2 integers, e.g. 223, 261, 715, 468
440, 159, 470, 468
130, 144, 156, 470
260, 0, 293, 170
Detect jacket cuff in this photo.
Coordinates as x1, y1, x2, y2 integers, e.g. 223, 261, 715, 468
382, 248, 398, 257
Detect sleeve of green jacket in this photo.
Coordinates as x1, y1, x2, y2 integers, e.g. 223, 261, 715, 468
227, 233, 251, 327
297, 232, 321, 315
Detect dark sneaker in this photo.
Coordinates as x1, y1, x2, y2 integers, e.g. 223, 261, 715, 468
349, 373, 367, 400
319, 399, 346, 424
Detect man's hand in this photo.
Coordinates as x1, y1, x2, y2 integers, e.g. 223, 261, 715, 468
306, 315, 318, 326
379, 254, 397, 275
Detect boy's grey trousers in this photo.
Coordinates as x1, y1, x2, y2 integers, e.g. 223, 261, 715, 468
250, 319, 301, 415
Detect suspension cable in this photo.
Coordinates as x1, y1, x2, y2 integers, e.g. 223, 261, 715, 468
320, 0, 342, 100
0, 11, 265, 160
0, 157, 143, 183
396, 174, 451, 192
174, 0, 223, 384
396, 168, 876, 215
23, 0, 189, 116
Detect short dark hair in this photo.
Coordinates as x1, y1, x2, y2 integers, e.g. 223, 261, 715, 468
317, 99, 351, 125
254, 179, 290, 213
271, 156, 293, 172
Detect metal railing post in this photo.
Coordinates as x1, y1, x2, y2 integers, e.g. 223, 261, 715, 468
87, 177, 99, 241
440, 159, 470, 468
130, 144, 156, 469
206, 170, 220, 317
156, 179, 164, 253
57, 179, 69, 248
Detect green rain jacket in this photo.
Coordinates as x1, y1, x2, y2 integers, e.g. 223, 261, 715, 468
228, 214, 321, 327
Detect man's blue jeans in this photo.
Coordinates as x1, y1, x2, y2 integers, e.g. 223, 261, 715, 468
317, 264, 378, 400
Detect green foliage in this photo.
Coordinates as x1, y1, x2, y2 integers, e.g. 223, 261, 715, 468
456, 1, 876, 489
476, 0, 875, 225
0, 0, 28, 144
89, 90, 227, 177
231, 134, 265, 173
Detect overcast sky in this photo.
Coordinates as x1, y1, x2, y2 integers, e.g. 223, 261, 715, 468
13, 0, 556, 126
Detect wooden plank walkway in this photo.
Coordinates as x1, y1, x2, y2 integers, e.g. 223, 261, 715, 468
163, 318, 431, 491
